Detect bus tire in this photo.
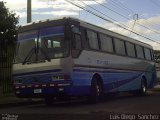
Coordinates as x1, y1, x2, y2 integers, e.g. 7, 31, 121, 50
139, 78, 147, 96
89, 78, 103, 103
45, 97, 54, 106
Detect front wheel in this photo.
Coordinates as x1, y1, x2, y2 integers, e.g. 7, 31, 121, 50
88, 78, 103, 103
131, 78, 147, 96
139, 79, 147, 96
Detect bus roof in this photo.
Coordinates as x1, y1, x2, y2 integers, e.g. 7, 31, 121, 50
19, 17, 153, 49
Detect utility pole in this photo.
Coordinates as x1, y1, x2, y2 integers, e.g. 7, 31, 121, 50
27, 0, 32, 23
129, 14, 138, 36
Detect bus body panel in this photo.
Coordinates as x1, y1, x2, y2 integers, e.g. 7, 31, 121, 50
73, 50, 156, 93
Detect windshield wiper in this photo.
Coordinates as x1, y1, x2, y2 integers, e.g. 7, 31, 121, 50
22, 48, 35, 65
22, 48, 51, 65
39, 48, 51, 62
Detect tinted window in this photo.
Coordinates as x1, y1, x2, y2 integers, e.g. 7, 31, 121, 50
114, 38, 126, 55
144, 48, 151, 60
150, 49, 154, 60
73, 34, 81, 49
99, 34, 113, 52
40, 35, 68, 58
136, 45, 144, 59
87, 30, 99, 50
126, 42, 136, 57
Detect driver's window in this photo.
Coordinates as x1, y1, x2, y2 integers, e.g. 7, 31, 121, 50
73, 34, 82, 49
72, 33, 82, 58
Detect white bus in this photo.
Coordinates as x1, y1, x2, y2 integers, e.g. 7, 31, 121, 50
13, 17, 157, 104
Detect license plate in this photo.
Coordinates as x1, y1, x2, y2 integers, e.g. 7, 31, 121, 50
34, 89, 42, 93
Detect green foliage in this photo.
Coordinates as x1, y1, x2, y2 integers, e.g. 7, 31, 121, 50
0, 1, 19, 95
0, 1, 19, 43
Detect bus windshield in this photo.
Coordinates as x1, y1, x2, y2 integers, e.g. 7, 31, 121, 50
39, 35, 68, 59
14, 38, 37, 64
14, 26, 69, 64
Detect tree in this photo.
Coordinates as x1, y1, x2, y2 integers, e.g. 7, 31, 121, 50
0, 1, 18, 42
0, 1, 19, 95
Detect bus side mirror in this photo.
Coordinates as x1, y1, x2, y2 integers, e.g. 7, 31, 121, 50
71, 26, 81, 35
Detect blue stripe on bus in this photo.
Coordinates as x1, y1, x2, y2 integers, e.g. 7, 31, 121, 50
72, 71, 142, 91
107, 73, 142, 91
18, 31, 38, 41
14, 66, 156, 96
71, 67, 143, 92
73, 69, 135, 73
39, 33, 64, 38
39, 26, 64, 37
18, 26, 64, 41
15, 71, 155, 96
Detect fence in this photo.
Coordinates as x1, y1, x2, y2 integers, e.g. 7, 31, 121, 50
0, 40, 15, 95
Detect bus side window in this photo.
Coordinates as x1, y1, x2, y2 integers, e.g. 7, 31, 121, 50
126, 42, 136, 57
73, 34, 82, 49
114, 38, 126, 55
136, 45, 144, 59
72, 29, 82, 58
99, 34, 114, 53
144, 47, 151, 60
87, 30, 99, 50
150, 49, 154, 61
81, 27, 89, 49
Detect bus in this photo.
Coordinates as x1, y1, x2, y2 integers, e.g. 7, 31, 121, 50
13, 17, 157, 104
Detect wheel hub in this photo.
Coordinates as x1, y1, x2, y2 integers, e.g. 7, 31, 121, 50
142, 85, 146, 93
96, 85, 100, 96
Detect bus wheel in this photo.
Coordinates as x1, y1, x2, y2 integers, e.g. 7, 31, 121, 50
45, 97, 54, 106
89, 78, 103, 103
139, 78, 147, 96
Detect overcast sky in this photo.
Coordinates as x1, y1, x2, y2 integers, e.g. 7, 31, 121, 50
2, 0, 160, 50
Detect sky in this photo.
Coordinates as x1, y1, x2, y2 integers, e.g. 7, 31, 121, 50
2, 0, 160, 50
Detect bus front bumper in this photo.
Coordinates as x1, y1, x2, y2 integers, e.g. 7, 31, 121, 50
14, 83, 90, 98
14, 83, 72, 98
